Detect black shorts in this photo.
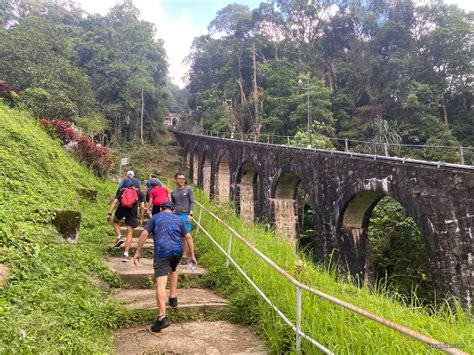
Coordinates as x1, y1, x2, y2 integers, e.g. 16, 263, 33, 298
114, 207, 138, 228
153, 256, 182, 278
151, 205, 161, 216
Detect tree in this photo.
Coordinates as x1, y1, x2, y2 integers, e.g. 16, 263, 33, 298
0, 16, 98, 119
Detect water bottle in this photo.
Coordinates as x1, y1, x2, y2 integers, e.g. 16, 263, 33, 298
188, 261, 195, 273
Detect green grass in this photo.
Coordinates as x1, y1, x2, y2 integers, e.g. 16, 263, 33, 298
0, 103, 124, 353
189, 188, 473, 354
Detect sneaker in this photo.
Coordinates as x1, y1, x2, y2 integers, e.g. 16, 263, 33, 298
121, 254, 130, 262
113, 237, 124, 248
169, 297, 178, 308
150, 316, 170, 332
180, 257, 188, 265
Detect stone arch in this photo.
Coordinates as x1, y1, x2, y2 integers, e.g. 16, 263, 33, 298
185, 144, 191, 171
237, 161, 259, 224
337, 188, 435, 292
215, 153, 231, 202
271, 171, 302, 239
202, 151, 212, 197
191, 146, 199, 185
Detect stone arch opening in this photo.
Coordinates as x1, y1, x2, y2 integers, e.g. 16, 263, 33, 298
185, 145, 191, 171
272, 172, 301, 239
215, 154, 230, 202
191, 147, 199, 185
237, 161, 259, 224
340, 192, 434, 304
295, 183, 315, 252
202, 151, 211, 197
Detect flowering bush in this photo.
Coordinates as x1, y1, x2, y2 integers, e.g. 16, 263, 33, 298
75, 136, 115, 177
39, 118, 77, 145
40, 118, 114, 176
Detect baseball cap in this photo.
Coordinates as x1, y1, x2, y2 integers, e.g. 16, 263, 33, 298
161, 201, 175, 210
126, 170, 135, 177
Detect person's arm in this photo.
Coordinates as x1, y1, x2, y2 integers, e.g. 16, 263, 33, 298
139, 202, 145, 227
133, 229, 149, 265
148, 191, 154, 216
106, 198, 118, 223
167, 187, 171, 202
187, 188, 195, 222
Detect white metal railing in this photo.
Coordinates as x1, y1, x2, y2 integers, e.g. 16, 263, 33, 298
161, 177, 467, 355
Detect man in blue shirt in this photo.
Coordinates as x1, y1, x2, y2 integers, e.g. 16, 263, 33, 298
133, 201, 197, 333
119, 170, 142, 189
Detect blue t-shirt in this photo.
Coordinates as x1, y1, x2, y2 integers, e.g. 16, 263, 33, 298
145, 212, 188, 258
119, 177, 141, 189
146, 178, 163, 192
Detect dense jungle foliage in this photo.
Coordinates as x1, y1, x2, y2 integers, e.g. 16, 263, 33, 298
0, 0, 186, 144
184, 0, 473, 163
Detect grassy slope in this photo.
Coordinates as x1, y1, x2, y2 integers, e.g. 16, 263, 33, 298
0, 103, 123, 353
186, 188, 473, 354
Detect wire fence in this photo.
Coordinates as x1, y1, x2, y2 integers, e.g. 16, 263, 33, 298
201, 130, 473, 166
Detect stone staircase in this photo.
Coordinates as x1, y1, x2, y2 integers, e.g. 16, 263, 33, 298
105, 228, 266, 354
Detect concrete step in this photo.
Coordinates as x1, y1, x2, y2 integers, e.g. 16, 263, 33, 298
103, 257, 206, 288
114, 321, 266, 354
108, 239, 154, 251
120, 226, 144, 238
111, 288, 228, 313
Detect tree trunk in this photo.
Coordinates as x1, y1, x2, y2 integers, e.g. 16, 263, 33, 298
140, 86, 144, 145
442, 93, 449, 126
252, 43, 260, 140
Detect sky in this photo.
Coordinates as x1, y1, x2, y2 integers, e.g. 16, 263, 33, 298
75, 0, 473, 88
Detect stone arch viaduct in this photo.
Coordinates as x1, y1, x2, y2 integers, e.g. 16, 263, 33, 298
172, 131, 473, 311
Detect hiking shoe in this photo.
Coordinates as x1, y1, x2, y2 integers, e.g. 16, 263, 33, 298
180, 257, 188, 265
113, 237, 124, 248
150, 317, 170, 332
169, 297, 178, 308
121, 254, 130, 262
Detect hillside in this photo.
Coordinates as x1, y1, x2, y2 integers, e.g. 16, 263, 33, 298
0, 103, 121, 352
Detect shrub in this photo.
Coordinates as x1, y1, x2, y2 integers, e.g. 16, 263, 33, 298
39, 118, 78, 145
75, 136, 115, 177
39, 118, 114, 176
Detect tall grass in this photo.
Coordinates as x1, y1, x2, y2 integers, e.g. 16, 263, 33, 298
190, 189, 473, 354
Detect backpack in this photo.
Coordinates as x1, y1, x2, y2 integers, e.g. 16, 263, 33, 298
121, 188, 138, 208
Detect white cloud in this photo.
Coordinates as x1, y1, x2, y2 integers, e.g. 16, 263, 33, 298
77, 0, 206, 88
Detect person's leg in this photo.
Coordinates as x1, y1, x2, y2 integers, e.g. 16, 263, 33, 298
168, 256, 181, 307
124, 226, 133, 254
112, 220, 122, 237
155, 275, 168, 317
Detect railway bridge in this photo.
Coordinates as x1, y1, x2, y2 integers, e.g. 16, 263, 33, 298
172, 130, 474, 311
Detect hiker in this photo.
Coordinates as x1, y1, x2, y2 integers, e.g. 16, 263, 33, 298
171, 172, 195, 265
118, 170, 141, 189
148, 180, 171, 216
145, 173, 163, 201
107, 181, 145, 261
133, 201, 197, 332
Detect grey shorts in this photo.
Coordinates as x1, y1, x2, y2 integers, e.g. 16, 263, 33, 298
153, 256, 181, 278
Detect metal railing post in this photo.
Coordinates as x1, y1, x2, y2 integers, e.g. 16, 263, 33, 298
287, 136, 290, 147
226, 231, 233, 267
345, 138, 349, 152
384, 143, 389, 157
296, 286, 302, 355
459, 146, 465, 165
195, 206, 203, 238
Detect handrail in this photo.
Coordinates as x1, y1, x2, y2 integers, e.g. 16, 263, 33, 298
192, 200, 467, 355
161, 176, 467, 354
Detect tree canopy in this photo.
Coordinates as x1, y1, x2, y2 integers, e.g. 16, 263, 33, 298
186, 0, 473, 158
